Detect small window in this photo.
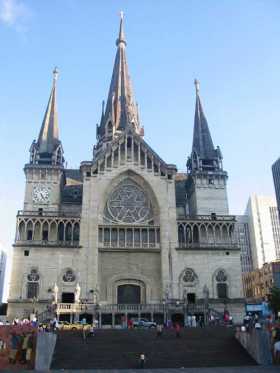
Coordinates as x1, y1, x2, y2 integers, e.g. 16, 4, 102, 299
24, 250, 29, 257
86, 171, 91, 177
209, 178, 214, 185
27, 282, 39, 299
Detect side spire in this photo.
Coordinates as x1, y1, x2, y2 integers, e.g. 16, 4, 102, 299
187, 80, 222, 172
29, 68, 64, 166
96, 13, 144, 147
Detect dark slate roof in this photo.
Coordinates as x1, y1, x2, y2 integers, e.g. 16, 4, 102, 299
192, 90, 216, 159
97, 15, 143, 140
175, 174, 187, 207
61, 184, 83, 204
64, 169, 82, 183
37, 69, 61, 156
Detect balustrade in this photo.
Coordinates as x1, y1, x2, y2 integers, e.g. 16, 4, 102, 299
98, 225, 160, 249
57, 303, 164, 314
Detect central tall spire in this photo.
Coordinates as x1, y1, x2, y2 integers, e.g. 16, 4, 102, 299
96, 13, 143, 145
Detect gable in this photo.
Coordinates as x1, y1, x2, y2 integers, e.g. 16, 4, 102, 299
90, 128, 177, 178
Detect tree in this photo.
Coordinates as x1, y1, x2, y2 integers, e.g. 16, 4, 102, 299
268, 287, 280, 317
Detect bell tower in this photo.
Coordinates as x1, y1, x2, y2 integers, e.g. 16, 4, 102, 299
186, 80, 228, 216
24, 68, 64, 212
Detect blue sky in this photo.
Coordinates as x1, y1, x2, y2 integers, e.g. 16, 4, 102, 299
0, 0, 280, 294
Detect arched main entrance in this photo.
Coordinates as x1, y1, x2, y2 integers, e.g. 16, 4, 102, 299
117, 284, 141, 304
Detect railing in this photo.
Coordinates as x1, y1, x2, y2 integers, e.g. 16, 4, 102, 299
57, 303, 91, 313
17, 210, 81, 217
15, 240, 80, 247
98, 225, 160, 249
183, 215, 236, 222
56, 303, 165, 314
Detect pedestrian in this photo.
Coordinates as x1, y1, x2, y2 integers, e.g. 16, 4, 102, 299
26, 332, 34, 369
175, 322, 181, 338
198, 316, 204, 328
127, 318, 133, 329
191, 315, 197, 327
82, 325, 87, 341
139, 353, 146, 368
274, 340, 280, 364
9, 332, 19, 364
20, 333, 30, 364
89, 324, 95, 337
156, 324, 163, 337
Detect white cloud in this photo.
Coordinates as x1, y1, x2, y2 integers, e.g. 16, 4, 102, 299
0, 0, 30, 29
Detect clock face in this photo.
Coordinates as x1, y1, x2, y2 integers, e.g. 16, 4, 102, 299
33, 185, 51, 204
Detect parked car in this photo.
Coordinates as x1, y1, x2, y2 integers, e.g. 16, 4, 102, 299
61, 321, 90, 330
132, 318, 157, 328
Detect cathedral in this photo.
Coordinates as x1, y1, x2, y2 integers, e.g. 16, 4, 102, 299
8, 16, 244, 323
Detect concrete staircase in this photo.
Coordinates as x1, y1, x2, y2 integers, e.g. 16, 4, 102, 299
51, 326, 257, 369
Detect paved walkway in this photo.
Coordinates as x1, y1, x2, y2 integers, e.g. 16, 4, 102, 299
34, 367, 280, 373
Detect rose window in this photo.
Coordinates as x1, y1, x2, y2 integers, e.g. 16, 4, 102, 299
27, 268, 40, 282
105, 180, 152, 224
63, 269, 76, 283
182, 268, 197, 283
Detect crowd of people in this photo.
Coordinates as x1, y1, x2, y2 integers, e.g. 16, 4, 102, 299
0, 317, 37, 369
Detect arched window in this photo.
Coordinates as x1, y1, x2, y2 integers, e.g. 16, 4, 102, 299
65, 223, 72, 242
215, 269, 228, 299
27, 268, 40, 299
73, 223, 80, 242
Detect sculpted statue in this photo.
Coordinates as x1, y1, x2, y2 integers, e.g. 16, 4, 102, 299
203, 284, 209, 302
75, 283, 81, 303
53, 283, 58, 304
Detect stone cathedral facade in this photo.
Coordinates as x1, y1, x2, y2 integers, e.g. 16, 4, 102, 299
8, 17, 244, 322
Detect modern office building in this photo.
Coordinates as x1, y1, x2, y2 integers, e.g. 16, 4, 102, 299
246, 195, 280, 269
272, 158, 280, 216
235, 215, 253, 274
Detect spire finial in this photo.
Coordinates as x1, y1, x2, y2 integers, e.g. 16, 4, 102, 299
194, 79, 200, 95
53, 66, 59, 82
116, 11, 126, 46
